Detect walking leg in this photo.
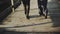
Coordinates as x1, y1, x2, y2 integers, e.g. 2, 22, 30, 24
26, 0, 30, 19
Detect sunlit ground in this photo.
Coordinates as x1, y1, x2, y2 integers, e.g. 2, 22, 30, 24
0, 0, 60, 33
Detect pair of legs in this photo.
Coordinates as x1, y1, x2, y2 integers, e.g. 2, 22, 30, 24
37, 0, 48, 19
21, 0, 30, 19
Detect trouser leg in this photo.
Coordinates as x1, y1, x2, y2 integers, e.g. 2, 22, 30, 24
37, 0, 43, 16
22, 0, 30, 19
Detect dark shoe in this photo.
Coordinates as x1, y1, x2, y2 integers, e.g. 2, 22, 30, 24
42, 14, 45, 16
39, 12, 43, 16
43, 9, 48, 19
43, 12, 47, 19
26, 16, 30, 19
45, 16, 47, 19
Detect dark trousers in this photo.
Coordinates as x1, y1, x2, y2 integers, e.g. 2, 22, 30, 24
20, 0, 30, 19
37, 0, 48, 14
21, 0, 30, 15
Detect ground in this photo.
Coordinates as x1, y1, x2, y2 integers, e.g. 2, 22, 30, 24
0, 0, 60, 33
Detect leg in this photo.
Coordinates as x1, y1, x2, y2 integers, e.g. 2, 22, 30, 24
23, 4, 27, 14
26, 0, 30, 19
43, 0, 48, 19
37, 0, 44, 16
22, 0, 27, 14
22, 0, 30, 19
39, 6, 44, 16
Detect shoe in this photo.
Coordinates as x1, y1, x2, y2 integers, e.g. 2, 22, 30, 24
45, 15, 47, 19
26, 15, 30, 19
39, 12, 43, 16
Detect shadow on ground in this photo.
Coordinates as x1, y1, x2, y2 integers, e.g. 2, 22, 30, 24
29, 15, 40, 18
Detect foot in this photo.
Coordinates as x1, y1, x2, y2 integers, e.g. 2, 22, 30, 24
39, 13, 45, 17
42, 14, 45, 16
39, 12, 43, 16
44, 9, 48, 19
45, 16, 47, 19
26, 16, 30, 19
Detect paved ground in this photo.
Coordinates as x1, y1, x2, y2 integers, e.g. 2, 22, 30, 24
0, 0, 60, 33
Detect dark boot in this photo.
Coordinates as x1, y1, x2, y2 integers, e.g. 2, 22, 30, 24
39, 12, 43, 16
26, 15, 30, 19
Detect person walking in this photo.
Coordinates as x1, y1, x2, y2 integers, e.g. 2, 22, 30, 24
37, 0, 48, 19
21, 0, 30, 19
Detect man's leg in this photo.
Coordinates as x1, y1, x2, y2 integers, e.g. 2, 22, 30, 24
37, 0, 44, 16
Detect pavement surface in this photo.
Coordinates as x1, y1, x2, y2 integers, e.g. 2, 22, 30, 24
0, 0, 60, 33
